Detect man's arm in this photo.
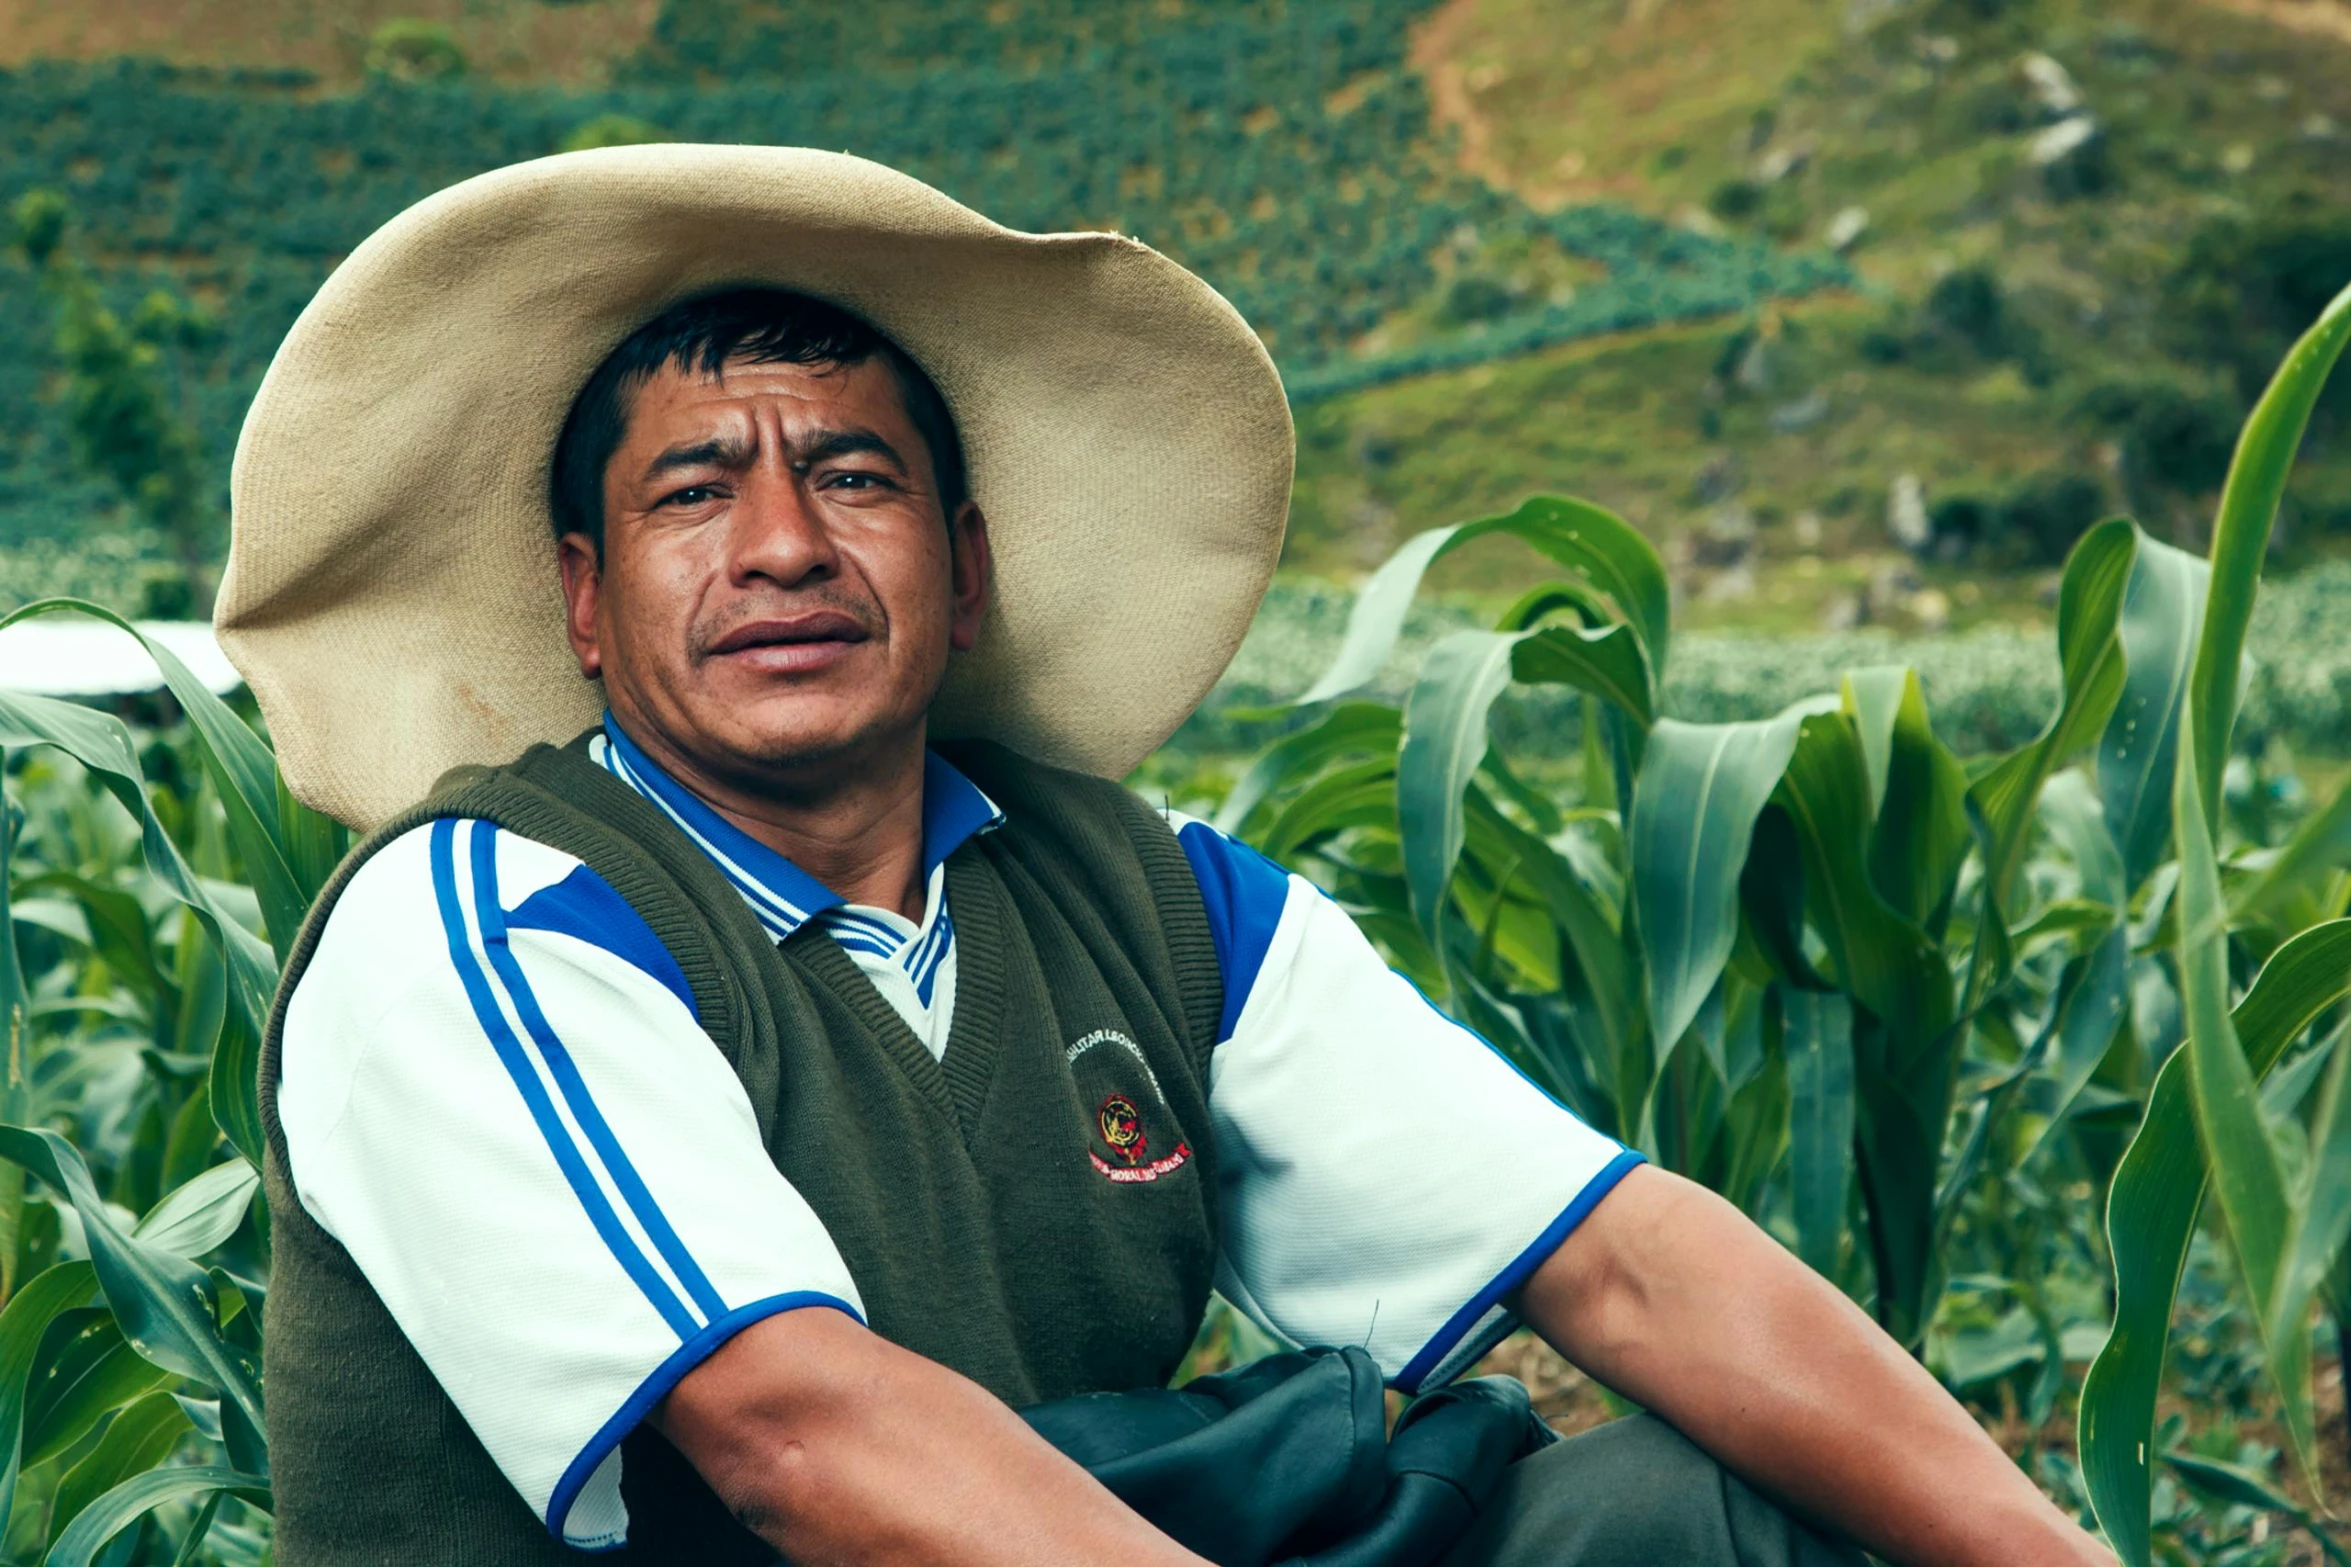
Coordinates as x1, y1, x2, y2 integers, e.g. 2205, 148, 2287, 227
1513, 1164, 2112, 1567
654, 1306, 1210, 1567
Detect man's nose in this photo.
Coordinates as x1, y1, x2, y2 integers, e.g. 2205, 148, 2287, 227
726, 465, 837, 588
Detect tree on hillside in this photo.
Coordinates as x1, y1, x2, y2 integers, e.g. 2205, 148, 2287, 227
12, 188, 219, 618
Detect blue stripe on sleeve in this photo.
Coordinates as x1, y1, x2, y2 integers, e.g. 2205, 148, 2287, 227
545, 1290, 864, 1545
471, 824, 731, 1328
1390, 1147, 1647, 1394
507, 865, 698, 1023
428, 820, 700, 1341
1174, 820, 1293, 1043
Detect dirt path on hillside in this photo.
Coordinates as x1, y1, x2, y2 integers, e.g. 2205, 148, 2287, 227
1409, 0, 1541, 202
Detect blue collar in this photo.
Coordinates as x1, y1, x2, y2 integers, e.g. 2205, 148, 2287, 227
595, 714, 1003, 942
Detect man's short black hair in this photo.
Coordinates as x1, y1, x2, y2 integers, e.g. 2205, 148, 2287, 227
550, 287, 968, 554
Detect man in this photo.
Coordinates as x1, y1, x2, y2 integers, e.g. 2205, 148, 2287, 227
219, 146, 2111, 1566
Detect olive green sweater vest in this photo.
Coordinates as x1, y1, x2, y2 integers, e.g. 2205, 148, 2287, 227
258, 736, 1226, 1564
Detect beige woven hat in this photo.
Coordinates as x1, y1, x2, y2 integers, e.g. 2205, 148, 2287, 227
218, 144, 1292, 831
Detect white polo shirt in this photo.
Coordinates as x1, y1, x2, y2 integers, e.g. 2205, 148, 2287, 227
277, 718, 1638, 1550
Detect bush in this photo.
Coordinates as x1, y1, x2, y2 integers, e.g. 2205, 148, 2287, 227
2072, 377, 2239, 493
1439, 273, 1519, 325
558, 113, 671, 153
364, 19, 468, 84
1924, 266, 2007, 358
2166, 207, 2351, 417
1996, 468, 2110, 564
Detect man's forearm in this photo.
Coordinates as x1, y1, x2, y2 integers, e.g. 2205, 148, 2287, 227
1513, 1165, 2112, 1567
654, 1307, 1210, 1567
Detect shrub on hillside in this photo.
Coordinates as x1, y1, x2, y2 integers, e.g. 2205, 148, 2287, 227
2165, 206, 2351, 420
558, 113, 670, 153
364, 20, 468, 84
1995, 468, 2110, 564
2072, 376, 2237, 494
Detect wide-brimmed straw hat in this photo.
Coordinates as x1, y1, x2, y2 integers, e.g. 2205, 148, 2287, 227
218, 144, 1292, 830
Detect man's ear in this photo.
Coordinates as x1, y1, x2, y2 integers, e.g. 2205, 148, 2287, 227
947, 502, 991, 654
556, 533, 605, 679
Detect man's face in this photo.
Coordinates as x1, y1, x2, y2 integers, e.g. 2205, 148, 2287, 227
558, 355, 988, 791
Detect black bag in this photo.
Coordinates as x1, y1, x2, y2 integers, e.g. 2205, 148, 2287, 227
621, 1347, 1551, 1565
1022, 1347, 1555, 1567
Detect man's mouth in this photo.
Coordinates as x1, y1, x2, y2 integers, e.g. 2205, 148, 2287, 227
703, 611, 871, 673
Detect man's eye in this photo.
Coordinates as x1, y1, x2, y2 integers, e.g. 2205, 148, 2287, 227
662, 485, 717, 507
824, 471, 890, 491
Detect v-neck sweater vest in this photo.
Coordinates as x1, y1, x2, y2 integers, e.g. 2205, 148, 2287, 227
257, 735, 1226, 1565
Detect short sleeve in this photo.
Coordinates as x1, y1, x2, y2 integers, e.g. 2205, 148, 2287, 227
1168, 812, 1642, 1393
278, 817, 863, 1551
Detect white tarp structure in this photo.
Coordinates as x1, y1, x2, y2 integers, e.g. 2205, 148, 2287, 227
0, 618, 239, 697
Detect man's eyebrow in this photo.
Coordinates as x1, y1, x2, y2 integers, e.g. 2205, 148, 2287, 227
640, 435, 751, 482
795, 428, 909, 473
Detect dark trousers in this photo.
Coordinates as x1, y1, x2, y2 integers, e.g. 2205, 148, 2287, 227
1442, 1416, 1869, 1567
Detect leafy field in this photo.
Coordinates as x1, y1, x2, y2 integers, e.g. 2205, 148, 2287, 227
0, 0, 1842, 599
0, 270, 2347, 1565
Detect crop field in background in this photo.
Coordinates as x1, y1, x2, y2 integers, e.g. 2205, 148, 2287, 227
0, 0, 1843, 597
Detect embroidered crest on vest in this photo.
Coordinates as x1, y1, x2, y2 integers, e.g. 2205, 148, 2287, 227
1067, 1028, 1193, 1183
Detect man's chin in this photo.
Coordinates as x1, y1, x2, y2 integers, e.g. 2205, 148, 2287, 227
695, 700, 917, 779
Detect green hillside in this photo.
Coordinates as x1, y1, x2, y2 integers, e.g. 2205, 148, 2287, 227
2, 0, 2349, 635
0, 0, 1841, 613
1299, 0, 2351, 624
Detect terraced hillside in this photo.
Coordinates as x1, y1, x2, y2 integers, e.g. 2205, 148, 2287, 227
0, 0, 1843, 611
3, 0, 2349, 632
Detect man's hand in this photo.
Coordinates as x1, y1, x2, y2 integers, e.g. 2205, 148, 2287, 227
1512, 1165, 2116, 1567
654, 1306, 1211, 1567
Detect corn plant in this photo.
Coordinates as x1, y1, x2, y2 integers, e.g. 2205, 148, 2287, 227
0, 289, 2348, 1563
1229, 284, 2351, 1560
0, 601, 344, 1564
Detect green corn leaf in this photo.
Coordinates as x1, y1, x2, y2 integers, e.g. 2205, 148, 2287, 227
0, 691, 276, 1164
2161, 1450, 2351, 1567
2021, 927, 2132, 1167
2098, 536, 2208, 893
1629, 701, 1821, 1070
22, 1310, 172, 1471
2236, 769, 2351, 930
0, 600, 316, 964
1294, 496, 1669, 706
1467, 795, 1642, 1131
43, 1464, 270, 1567
1399, 624, 1655, 946
1783, 988, 1853, 1279
2040, 770, 2126, 911
166, 1491, 222, 1567
1842, 669, 1970, 932
206, 1008, 266, 1175
0, 766, 27, 1243
1212, 703, 1400, 837
1400, 632, 1526, 945
0, 1263, 101, 1528
0, 1127, 262, 1440
1510, 622, 1656, 729
2170, 745, 2309, 1493
2081, 917, 2351, 1564
1254, 758, 1396, 865
132, 1162, 258, 1262
12, 873, 173, 1009
2157, 278, 2351, 1516
2279, 1023, 2351, 1389
48, 1388, 194, 1543
2186, 281, 2351, 829
1968, 518, 2135, 911
1772, 705, 1956, 1343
